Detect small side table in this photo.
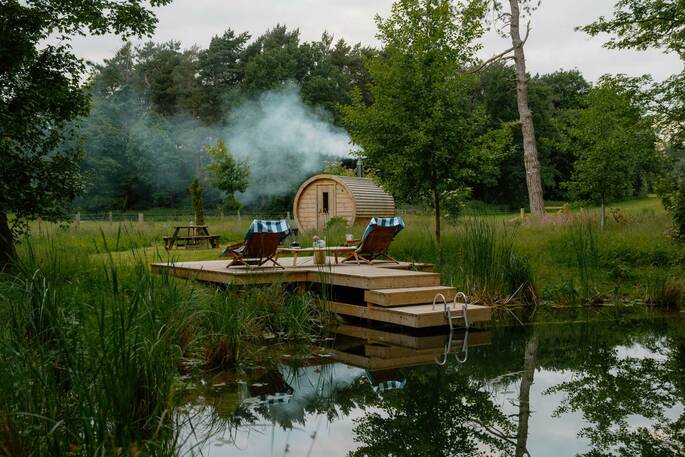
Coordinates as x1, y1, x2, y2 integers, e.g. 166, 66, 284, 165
277, 246, 356, 266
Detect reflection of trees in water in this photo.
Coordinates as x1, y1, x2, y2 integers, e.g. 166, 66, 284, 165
546, 327, 685, 456
350, 366, 516, 456
515, 332, 538, 457
178, 319, 684, 456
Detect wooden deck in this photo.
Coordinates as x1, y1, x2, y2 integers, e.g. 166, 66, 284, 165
152, 257, 492, 329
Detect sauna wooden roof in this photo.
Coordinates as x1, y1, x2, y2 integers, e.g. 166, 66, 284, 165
332, 175, 395, 218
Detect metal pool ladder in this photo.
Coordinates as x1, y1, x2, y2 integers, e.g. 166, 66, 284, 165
432, 291, 470, 331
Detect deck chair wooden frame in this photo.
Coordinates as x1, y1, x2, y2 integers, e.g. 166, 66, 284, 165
224, 232, 285, 269
344, 225, 399, 264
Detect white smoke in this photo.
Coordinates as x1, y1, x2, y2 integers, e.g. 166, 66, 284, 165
223, 82, 353, 205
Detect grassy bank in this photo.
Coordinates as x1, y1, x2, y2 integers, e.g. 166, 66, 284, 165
391, 198, 685, 308
22, 196, 685, 307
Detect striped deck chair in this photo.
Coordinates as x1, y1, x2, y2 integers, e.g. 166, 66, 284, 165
220, 219, 290, 268
344, 217, 404, 264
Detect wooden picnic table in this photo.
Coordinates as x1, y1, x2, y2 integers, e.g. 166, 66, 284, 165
276, 246, 357, 266
164, 225, 220, 250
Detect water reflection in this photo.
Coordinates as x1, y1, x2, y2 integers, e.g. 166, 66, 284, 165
182, 318, 684, 456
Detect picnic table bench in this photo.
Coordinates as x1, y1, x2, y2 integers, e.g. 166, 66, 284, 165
164, 225, 220, 250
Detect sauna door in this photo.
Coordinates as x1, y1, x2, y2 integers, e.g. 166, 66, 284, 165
316, 184, 336, 231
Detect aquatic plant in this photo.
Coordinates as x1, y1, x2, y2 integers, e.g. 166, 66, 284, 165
566, 219, 600, 302
452, 217, 536, 304
644, 274, 684, 309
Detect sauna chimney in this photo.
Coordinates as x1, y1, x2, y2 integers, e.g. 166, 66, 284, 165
356, 158, 362, 177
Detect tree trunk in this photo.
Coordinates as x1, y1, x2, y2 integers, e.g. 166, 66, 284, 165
515, 331, 539, 457
433, 185, 441, 242
508, 0, 545, 217
0, 211, 16, 272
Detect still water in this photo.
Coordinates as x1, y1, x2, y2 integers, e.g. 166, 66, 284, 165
182, 317, 684, 456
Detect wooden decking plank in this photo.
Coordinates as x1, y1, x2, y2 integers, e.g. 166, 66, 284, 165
151, 261, 307, 285
326, 301, 491, 328
365, 286, 457, 307
307, 266, 441, 289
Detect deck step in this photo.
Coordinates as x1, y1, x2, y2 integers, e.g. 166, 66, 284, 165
365, 286, 457, 307
327, 300, 491, 328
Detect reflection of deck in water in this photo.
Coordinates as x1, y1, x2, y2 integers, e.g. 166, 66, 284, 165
151, 257, 491, 328
334, 324, 492, 370
234, 324, 493, 425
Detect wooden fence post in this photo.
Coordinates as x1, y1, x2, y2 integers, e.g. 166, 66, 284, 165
75, 212, 80, 230
108, 211, 113, 224
37, 217, 43, 236
138, 212, 144, 227
287, 211, 291, 221
237, 209, 241, 224
520, 208, 525, 222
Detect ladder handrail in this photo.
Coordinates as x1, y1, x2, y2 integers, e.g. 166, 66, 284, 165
432, 291, 470, 331
453, 292, 469, 329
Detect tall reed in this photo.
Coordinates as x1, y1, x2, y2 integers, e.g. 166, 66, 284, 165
446, 218, 536, 304
566, 220, 600, 302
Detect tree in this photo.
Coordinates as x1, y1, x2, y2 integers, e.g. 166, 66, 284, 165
481, 0, 546, 215
471, 64, 591, 206
563, 77, 657, 227
0, 0, 172, 270
581, 0, 685, 232
241, 25, 303, 94
580, 0, 685, 133
189, 177, 205, 225
205, 139, 250, 210
579, 0, 685, 57
197, 29, 250, 121
342, 0, 490, 241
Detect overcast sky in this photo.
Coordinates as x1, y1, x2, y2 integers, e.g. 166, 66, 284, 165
69, 0, 683, 82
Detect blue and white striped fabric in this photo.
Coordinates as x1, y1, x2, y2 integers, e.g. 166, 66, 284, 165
372, 379, 407, 393
245, 219, 291, 242
360, 216, 405, 242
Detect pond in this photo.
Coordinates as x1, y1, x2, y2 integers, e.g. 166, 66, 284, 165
180, 316, 684, 456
